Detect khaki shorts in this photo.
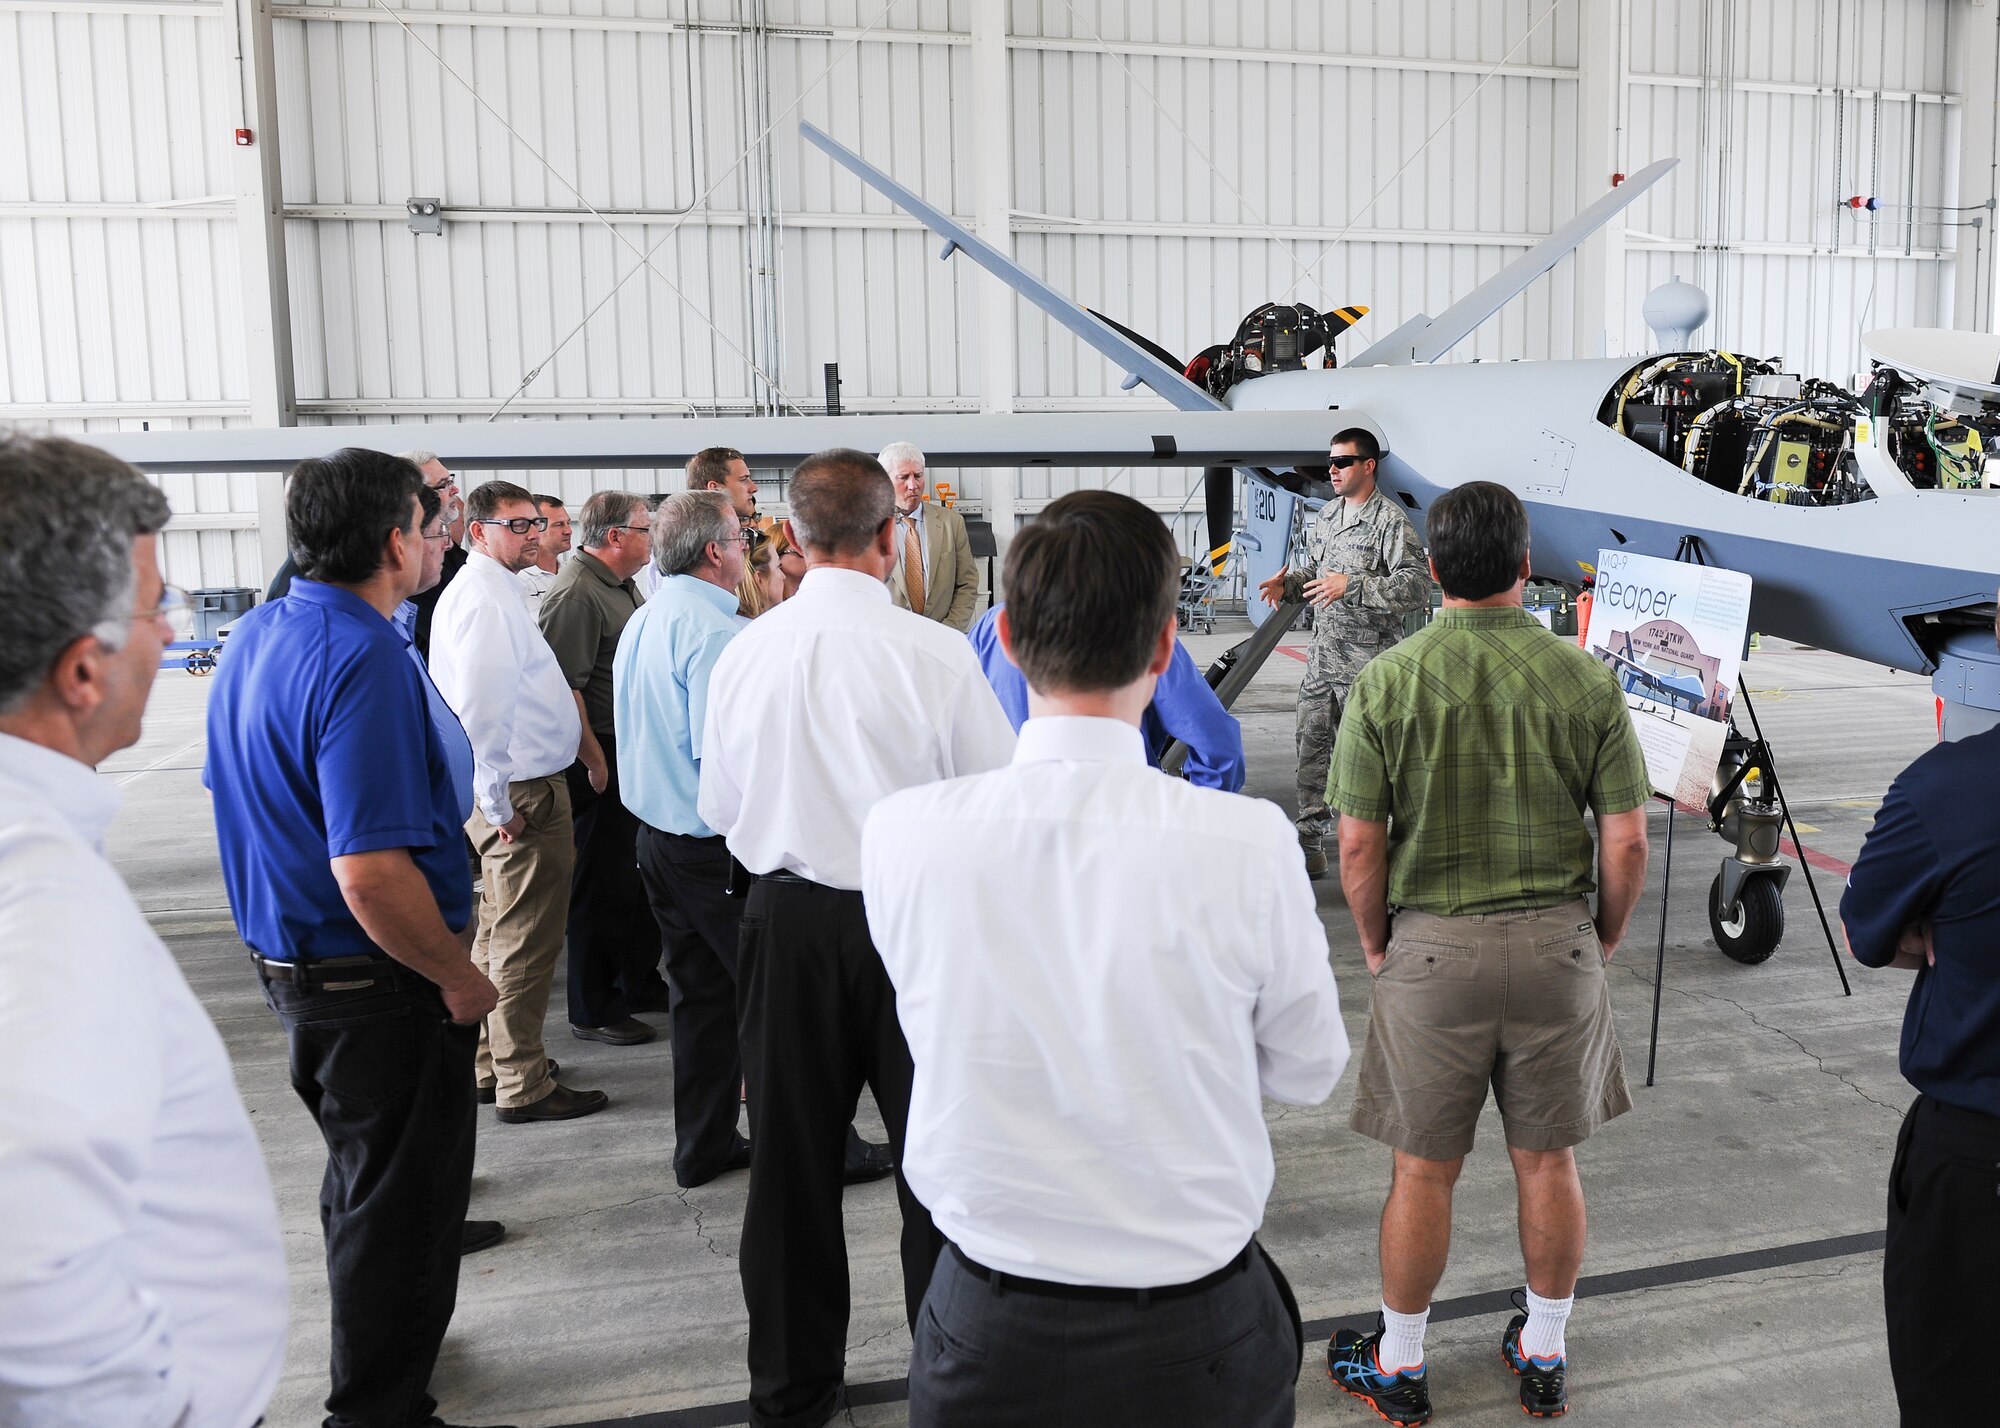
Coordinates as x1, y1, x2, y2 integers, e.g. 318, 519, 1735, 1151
1348, 898, 1632, 1160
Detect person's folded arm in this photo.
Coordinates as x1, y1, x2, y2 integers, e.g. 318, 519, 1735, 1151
1840, 775, 1943, 969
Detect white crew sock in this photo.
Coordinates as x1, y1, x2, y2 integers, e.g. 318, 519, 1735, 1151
1519, 1287, 1574, 1363
1378, 1302, 1429, 1373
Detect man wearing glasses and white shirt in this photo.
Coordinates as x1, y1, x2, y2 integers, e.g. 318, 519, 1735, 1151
0, 433, 286, 1426
863, 490, 1348, 1428
431, 480, 607, 1124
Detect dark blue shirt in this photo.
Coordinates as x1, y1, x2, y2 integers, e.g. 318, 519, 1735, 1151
1841, 723, 2000, 1117
967, 604, 1246, 793
205, 579, 474, 961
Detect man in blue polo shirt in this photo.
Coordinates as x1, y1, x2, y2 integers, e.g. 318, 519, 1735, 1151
968, 602, 1246, 791
1842, 621, 2000, 1425
206, 447, 502, 1428
614, 490, 755, 1189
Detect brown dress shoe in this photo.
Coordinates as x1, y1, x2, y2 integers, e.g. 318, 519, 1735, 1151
477, 1057, 557, 1104
570, 1017, 656, 1046
495, 1083, 610, 1123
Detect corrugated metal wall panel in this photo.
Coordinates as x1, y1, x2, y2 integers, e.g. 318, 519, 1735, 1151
0, 0, 1971, 583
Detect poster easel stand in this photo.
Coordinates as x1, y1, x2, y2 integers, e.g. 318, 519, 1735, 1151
1643, 537, 1852, 1088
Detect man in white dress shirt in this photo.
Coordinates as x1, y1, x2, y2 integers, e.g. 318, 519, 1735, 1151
862, 489, 1349, 1428
0, 433, 287, 1427
698, 449, 1016, 1428
432, 479, 607, 1124
517, 493, 570, 611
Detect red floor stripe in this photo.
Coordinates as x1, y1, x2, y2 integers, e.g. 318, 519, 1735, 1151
1780, 837, 1853, 878
1276, 645, 1308, 662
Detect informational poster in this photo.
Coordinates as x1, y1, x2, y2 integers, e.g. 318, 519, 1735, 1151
1581, 549, 1754, 809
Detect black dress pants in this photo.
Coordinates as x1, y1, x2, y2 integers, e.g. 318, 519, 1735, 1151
908, 1246, 1303, 1428
263, 972, 478, 1428
564, 739, 666, 1027
736, 876, 945, 1428
1884, 1092, 2000, 1424
636, 825, 747, 1183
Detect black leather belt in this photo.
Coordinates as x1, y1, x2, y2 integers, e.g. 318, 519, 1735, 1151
251, 951, 398, 989
758, 870, 816, 886
950, 1241, 1254, 1306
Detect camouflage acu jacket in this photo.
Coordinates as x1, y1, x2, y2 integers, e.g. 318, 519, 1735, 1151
1281, 487, 1431, 690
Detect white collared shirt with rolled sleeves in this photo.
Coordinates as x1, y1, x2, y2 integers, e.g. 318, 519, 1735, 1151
861, 715, 1348, 1288
696, 565, 1015, 889
0, 734, 288, 1428
429, 550, 581, 827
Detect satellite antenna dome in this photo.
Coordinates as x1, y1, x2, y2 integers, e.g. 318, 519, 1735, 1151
1643, 276, 1711, 349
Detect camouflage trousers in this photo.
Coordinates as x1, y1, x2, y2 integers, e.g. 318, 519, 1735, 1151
1295, 628, 1388, 847
1295, 679, 1343, 848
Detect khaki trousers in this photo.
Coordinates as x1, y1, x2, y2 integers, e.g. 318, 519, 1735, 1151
466, 774, 575, 1109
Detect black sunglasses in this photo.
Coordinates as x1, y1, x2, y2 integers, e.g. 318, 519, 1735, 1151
1328, 453, 1370, 470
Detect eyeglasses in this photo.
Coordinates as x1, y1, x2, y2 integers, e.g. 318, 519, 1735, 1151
1328, 453, 1369, 469
130, 584, 193, 638
476, 516, 549, 535
736, 528, 767, 549
421, 526, 453, 544
612, 523, 652, 538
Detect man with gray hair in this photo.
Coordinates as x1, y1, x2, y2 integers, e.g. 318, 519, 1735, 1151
399, 448, 468, 658
0, 433, 287, 1426
541, 489, 668, 1043
699, 449, 1014, 1428
614, 491, 755, 1186
879, 441, 980, 632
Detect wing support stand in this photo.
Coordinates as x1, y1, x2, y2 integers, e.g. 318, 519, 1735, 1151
1645, 536, 1851, 1089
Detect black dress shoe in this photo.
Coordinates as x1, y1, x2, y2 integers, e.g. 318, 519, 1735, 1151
422, 1419, 520, 1428
495, 1083, 610, 1123
476, 1058, 557, 1104
570, 1017, 656, 1046
677, 1135, 753, 1189
461, 1220, 505, 1255
843, 1137, 896, 1186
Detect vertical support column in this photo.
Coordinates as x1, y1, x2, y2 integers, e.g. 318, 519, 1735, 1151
1571, 0, 1627, 358
971, 0, 1017, 584
1952, 1, 2000, 333
224, 0, 297, 582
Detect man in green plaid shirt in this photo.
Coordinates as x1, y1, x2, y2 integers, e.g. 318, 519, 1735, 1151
1322, 481, 1652, 1426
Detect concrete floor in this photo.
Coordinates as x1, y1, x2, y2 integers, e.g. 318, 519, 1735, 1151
106, 621, 1930, 1428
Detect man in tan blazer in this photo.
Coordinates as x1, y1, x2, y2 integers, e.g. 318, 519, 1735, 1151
879, 442, 981, 632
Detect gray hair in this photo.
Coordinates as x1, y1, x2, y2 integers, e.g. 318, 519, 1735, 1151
653, 491, 735, 576
877, 441, 925, 474
396, 448, 439, 470
577, 489, 648, 549
0, 432, 172, 714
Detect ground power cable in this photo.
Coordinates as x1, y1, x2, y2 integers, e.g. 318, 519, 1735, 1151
367, 0, 908, 420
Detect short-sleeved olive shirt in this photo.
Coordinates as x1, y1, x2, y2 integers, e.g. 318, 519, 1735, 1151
537, 549, 643, 741
1330, 605, 1652, 917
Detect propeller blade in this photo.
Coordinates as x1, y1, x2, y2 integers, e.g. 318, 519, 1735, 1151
1085, 308, 1186, 375
1323, 305, 1370, 336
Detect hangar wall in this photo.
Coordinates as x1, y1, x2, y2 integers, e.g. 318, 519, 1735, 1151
0, 0, 1990, 590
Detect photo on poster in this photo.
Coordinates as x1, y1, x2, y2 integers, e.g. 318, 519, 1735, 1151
1582, 549, 1754, 809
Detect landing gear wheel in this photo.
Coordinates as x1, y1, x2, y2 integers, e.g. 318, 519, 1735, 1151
1709, 872, 1784, 964
184, 648, 218, 676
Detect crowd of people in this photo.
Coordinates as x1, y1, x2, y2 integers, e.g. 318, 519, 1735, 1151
0, 424, 1985, 1428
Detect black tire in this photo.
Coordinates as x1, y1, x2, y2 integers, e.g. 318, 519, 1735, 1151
1709, 871, 1784, 964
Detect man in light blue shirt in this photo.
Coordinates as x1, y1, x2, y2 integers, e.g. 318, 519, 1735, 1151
614, 490, 756, 1188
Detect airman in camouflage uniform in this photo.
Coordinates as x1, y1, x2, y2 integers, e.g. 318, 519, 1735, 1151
1258, 429, 1431, 877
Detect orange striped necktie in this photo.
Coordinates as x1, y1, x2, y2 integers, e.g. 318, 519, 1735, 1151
901, 513, 926, 616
